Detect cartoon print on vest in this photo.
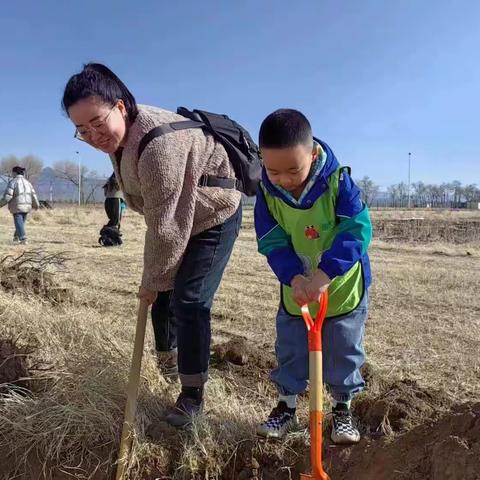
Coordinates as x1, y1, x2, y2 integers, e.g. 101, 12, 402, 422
304, 225, 320, 240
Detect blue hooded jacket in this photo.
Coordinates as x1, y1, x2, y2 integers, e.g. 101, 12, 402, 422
254, 139, 372, 292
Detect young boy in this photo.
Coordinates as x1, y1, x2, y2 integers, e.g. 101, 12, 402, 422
254, 109, 372, 444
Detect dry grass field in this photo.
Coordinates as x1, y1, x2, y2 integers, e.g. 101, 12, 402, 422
0, 205, 479, 480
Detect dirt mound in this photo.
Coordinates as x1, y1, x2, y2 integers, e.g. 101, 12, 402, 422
212, 338, 276, 368
213, 339, 250, 365
0, 338, 30, 392
0, 268, 72, 303
211, 338, 276, 390
0, 250, 72, 304
354, 378, 451, 435
328, 402, 480, 480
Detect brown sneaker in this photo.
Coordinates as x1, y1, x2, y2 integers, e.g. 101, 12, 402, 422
156, 350, 178, 383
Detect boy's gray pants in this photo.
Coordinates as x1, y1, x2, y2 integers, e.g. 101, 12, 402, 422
272, 293, 368, 403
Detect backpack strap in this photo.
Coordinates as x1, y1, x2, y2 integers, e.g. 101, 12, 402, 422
198, 175, 238, 189
137, 120, 204, 158
138, 120, 238, 190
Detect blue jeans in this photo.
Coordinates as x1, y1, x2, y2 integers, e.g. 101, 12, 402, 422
13, 213, 27, 241
272, 293, 368, 402
151, 290, 176, 352
151, 205, 242, 387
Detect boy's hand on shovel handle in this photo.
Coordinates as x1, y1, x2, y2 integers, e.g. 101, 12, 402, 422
305, 270, 331, 304
291, 274, 311, 306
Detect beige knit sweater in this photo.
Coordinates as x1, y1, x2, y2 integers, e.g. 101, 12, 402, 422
110, 105, 241, 292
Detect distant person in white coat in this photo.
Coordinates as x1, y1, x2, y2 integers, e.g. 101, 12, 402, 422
0, 166, 40, 244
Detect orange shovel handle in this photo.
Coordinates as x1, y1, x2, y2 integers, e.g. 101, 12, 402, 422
301, 292, 329, 352
300, 291, 330, 480
301, 291, 328, 333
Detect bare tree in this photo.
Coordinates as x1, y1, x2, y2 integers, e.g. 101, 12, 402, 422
463, 184, 479, 203
357, 176, 379, 206
21, 155, 44, 181
0, 155, 43, 183
439, 183, 451, 206
387, 182, 409, 207
423, 184, 434, 207
54, 160, 89, 203
451, 180, 463, 207
412, 181, 427, 207
387, 184, 400, 207
397, 182, 408, 206
84, 171, 107, 204
428, 184, 444, 207
0, 155, 20, 183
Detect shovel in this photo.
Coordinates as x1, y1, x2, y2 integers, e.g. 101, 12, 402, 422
115, 299, 149, 480
300, 291, 330, 480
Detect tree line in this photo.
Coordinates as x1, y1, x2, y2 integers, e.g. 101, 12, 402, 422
357, 177, 479, 208
1, 155, 478, 208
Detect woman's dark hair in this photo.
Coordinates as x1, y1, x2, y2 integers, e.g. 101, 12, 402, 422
62, 63, 138, 123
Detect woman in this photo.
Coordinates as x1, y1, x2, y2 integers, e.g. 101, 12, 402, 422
0, 166, 40, 244
62, 63, 242, 427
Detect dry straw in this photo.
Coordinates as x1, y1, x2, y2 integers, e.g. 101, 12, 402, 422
0, 206, 478, 478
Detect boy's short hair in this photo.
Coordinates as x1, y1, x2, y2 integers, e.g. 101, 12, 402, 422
259, 109, 313, 149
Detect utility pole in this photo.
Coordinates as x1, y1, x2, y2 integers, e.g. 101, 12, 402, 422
408, 152, 412, 209
76, 151, 81, 206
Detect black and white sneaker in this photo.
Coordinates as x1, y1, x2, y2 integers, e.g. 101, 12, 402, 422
331, 403, 360, 444
256, 401, 298, 439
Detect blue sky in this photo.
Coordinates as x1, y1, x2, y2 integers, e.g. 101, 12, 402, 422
1, 0, 479, 189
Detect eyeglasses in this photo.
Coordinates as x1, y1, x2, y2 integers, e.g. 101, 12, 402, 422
74, 104, 117, 142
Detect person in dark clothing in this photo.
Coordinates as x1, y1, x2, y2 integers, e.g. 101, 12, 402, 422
103, 173, 124, 228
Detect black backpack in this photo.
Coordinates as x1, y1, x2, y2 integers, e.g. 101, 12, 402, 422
138, 107, 262, 197
98, 225, 123, 247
